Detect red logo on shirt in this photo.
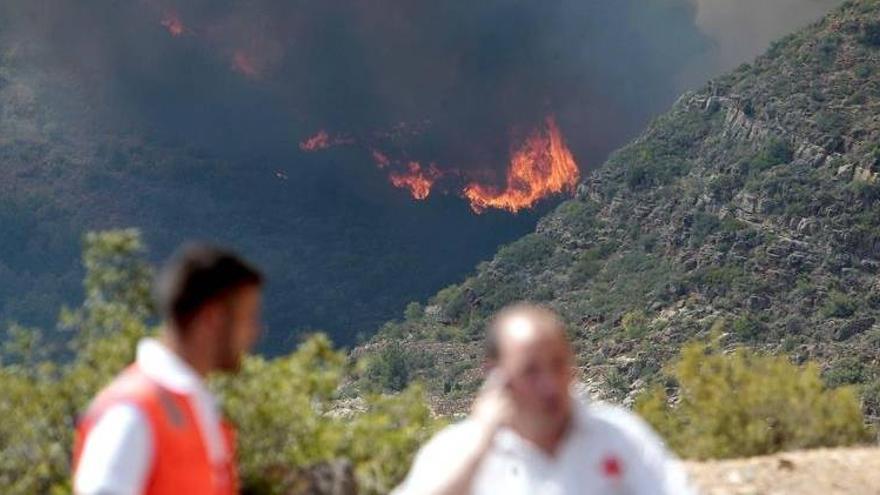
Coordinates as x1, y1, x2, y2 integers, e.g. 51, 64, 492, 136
601, 455, 623, 479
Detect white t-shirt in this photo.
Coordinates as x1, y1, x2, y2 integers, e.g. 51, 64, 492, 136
394, 401, 696, 495
74, 338, 229, 495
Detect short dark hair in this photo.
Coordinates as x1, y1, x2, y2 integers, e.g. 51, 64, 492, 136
155, 244, 263, 331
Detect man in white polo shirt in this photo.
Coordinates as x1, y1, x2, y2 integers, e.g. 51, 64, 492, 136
393, 303, 695, 495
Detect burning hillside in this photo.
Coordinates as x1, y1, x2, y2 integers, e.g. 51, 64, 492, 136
299, 116, 580, 214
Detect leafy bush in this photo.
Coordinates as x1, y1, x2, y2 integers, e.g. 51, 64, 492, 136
621, 310, 650, 339
821, 290, 858, 319
403, 302, 423, 322
495, 233, 555, 270
570, 247, 606, 285
745, 137, 794, 174
823, 357, 870, 388
636, 338, 870, 460
218, 337, 440, 494
731, 314, 767, 342
0, 231, 440, 495
860, 21, 880, 46
364, 343, 412, 392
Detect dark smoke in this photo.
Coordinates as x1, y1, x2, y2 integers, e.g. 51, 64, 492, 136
2, 0, 714, 177
1, 0, 846, 185
0, 0, 845, 346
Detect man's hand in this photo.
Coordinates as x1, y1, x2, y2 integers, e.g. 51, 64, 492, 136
471, 370, 515, 436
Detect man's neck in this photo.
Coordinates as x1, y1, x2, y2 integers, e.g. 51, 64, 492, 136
160, 329, 212, 377
514, 411, 573, 457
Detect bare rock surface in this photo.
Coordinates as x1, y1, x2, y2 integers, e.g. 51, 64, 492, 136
686, 447, 880, 495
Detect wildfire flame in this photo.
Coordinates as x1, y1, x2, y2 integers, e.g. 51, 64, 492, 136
299, 130, 355, 151
389, 162, 442, 200
298, 115, 579, 212
371, 149, 391, 169
463, 116, 579, 213
299, 130, 332, 151
161, 11, 185, 37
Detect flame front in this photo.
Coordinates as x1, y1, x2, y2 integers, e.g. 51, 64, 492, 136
298, 116, 579, 211
389, 162, 441, 200
299, 130, 355, 151
463, 116, 579, 213
299, 130, 332, 151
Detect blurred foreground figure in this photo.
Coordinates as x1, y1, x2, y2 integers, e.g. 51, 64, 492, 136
393, 303, 695, 495
73, 245, 263, 495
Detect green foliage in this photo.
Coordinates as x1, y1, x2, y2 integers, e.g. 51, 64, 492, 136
364, 343, 412, 392
744, 138, 794, 175
859, 21, 880, 46
219, 337, 440, 495
554, 200, 599, 231
621, 310, 650, 339
821, 290, 858, 318
731, 314, 767, 342
0, 231, 440, 495
636, 338, 871, 460
824, 357, 871, 388
495, 233, 555, 270
403, 302, 423, 322
364, 343, 435, 393
81, 229, 154, 320
0, 230, 151, 495
431, 284, 468, 321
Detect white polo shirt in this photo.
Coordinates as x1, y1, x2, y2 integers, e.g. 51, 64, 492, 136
394, 401, 696, 495
74, 338, 229, 495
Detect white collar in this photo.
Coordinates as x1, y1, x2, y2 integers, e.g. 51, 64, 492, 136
136, 337, 208, 395
494, 398, 590, 457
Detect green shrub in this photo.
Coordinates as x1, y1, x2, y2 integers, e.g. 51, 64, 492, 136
495, 234, 555, 270
219, 337, 440, 494
821, 290, 857, 319
621, 310, 650, 339
731, 314, 766, 342
860, 21, 880, 46
824, 357, 870, 388
636, 339, 871, 460
403, 302, 423, 322
365, 343, 412, 392
0, 231, 441, 495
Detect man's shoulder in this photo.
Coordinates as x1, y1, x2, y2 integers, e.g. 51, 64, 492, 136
421, 418, 482, 452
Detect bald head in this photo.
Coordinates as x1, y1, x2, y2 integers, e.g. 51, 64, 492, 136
486, 303, 569, 362
484, 303, 575, 438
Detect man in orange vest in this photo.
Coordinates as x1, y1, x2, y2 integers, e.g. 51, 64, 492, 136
73, 244, 264, 495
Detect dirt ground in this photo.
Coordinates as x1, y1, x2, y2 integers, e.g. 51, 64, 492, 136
686, 447, 880, 495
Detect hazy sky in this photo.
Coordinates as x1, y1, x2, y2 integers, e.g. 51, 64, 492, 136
694, 0, 843, 70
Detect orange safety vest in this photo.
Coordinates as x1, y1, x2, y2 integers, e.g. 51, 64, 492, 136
73, 364, 238, 495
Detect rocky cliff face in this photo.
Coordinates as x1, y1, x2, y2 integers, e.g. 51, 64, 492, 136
359, 0, 880, 417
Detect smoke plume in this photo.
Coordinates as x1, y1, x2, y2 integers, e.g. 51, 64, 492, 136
693, 0, 843, 71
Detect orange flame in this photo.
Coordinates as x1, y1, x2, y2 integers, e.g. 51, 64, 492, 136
299, 130, 331, 151
463, 116, 579, 213
371, 149, 391, 169
389, 162, 442, 200
161, 11, 185, 37
299, 130, 355, 151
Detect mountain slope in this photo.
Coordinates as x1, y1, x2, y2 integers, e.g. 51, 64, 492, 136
360, 0, 880, 415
